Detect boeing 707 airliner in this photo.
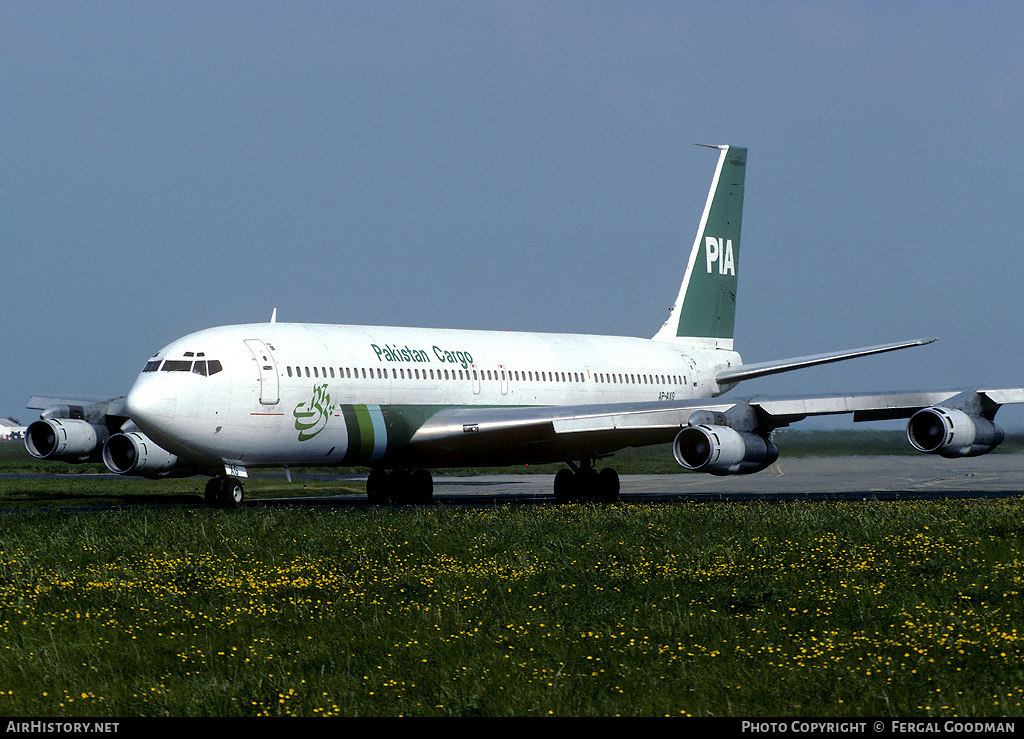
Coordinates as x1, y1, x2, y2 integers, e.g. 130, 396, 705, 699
25, 145, 1024, 507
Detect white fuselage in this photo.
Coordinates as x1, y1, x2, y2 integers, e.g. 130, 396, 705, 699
125, 322, 741, 469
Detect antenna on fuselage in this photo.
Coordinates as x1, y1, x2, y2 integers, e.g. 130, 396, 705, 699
270, 308, 277, 324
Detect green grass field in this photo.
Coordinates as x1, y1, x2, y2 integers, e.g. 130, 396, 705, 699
2, 436, 1023, 716
1, 502, 1023, 717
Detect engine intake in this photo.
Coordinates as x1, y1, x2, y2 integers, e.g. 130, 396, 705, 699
673, 424, 779, 475
25, 419, 106, 462
103, 431, 179, 477
907, 406, 1004, 458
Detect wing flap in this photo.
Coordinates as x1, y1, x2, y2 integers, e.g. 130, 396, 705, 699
750, 390, 958, 423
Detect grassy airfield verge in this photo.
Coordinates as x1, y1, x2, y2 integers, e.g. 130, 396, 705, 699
1, 437, 1023, 716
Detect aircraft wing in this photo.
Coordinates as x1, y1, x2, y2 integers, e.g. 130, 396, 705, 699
27, 396, 128, 422
715, 337, 937, 386
407, 387, 1024, 468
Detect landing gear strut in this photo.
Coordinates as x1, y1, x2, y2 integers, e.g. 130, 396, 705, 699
366, 468, 434, 505
205, 476, 245, 509
553, 460, 619, 503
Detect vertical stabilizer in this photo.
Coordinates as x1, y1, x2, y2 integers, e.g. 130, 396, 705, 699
653, 144, 747, 349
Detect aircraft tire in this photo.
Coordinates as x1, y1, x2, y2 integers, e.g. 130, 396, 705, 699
204, 477, 222, 508
553, 468, 576, 503
410, 468, 434, 504
577, 467, 600, 501
597, 468, 620, 502
366, 469, 389, 504
224, 477, 245, 508
388, 468, 412, 503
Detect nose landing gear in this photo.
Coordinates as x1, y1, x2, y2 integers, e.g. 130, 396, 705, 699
205, 476, 245, 508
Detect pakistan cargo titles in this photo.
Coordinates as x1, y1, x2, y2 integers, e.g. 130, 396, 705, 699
371, 342, 474, 370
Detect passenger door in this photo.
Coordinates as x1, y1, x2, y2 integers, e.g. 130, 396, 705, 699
244, 339, 280, 405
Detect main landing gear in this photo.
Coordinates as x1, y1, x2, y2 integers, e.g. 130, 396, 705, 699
554, 460, 619, 503
205, 476, 245, 508
366, 468, 434, 505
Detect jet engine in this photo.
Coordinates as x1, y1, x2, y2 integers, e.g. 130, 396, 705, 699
673, 424, 779, 475
102, 431, 180, 477
25, 418, 107, 462
906, 406, 1004, 458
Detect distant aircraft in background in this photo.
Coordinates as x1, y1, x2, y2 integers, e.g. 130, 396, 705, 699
25, 145, 1024, 507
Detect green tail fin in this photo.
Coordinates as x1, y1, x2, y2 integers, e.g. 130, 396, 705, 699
653, 144, 746, 349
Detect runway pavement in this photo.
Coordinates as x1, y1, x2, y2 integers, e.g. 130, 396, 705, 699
269, 453, 1024, 506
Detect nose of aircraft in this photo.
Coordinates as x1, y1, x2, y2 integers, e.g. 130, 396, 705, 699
125, 375, 178, 430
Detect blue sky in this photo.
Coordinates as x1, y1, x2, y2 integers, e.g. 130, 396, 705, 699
4, 1, 1023, 431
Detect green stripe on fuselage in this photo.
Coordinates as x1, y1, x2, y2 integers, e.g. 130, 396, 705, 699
354, 404, 375, 460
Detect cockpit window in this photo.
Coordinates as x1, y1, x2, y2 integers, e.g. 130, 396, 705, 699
151, 357, 224, 375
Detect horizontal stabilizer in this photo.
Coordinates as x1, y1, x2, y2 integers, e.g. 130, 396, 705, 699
715, 337, 937, 386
